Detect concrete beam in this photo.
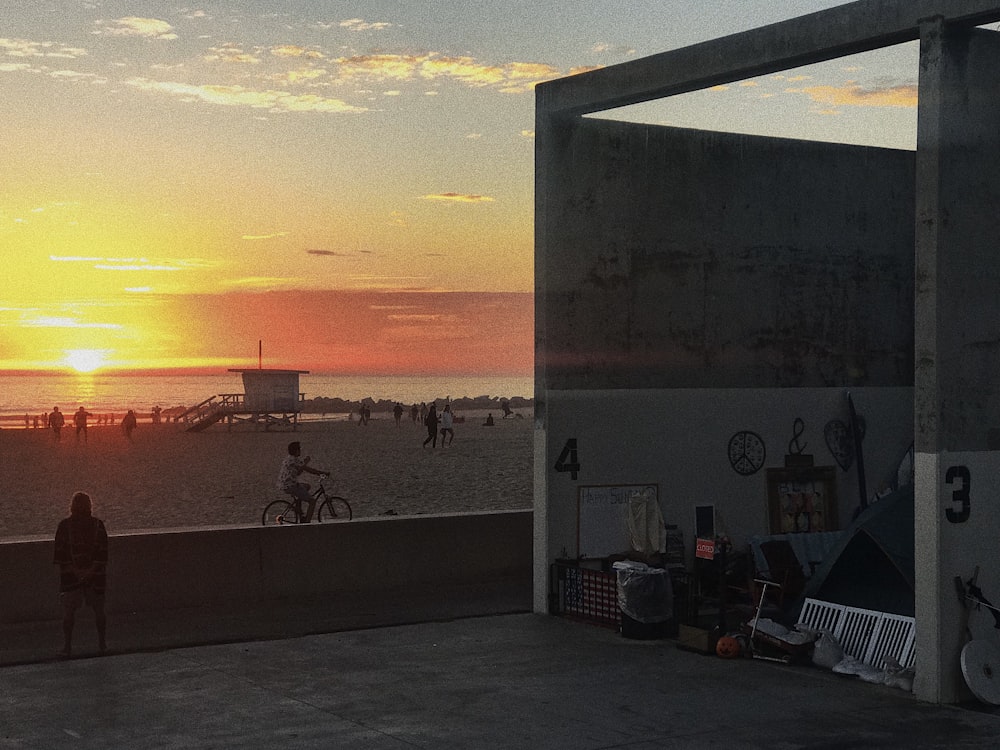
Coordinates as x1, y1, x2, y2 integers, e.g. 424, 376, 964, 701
537, 0, 1000, 115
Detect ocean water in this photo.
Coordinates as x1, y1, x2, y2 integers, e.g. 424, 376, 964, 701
0, 372, 533, 421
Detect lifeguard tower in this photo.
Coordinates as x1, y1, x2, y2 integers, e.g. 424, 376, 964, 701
178, 369, 309, 432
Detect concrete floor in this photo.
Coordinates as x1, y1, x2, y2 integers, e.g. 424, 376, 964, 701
3, 602, 1000, 748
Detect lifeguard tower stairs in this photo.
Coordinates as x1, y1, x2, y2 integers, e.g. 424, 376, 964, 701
176, 369, 308, 432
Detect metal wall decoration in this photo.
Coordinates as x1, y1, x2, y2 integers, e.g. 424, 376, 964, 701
787, 417, 808, 455
824, 419, 854, 471
728, 430, 766, 475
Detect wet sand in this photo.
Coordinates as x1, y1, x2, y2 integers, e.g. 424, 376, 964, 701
1, 412, 532, 540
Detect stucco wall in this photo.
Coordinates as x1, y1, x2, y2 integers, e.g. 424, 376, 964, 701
0, 511, 532, 625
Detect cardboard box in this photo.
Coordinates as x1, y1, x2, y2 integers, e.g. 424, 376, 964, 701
677, 624, 718, 654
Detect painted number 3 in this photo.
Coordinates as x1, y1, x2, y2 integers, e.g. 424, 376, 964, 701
945, 465, 971, 524
554, 439, 580, 480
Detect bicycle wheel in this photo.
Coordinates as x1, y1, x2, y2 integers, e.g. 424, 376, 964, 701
317, 495, 353, 522
262, 499, 299, 525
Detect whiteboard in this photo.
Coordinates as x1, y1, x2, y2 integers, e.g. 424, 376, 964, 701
577, 484, 659, 558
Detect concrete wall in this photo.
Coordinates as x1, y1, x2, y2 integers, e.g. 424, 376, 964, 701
538, 119, 915, 390
0, 511, 532, 624
914, 22, 1000, 703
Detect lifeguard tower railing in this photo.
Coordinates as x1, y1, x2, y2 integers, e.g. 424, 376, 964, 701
174, 392, 306, 432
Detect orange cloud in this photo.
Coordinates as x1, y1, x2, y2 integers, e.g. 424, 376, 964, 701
795, 83, 918, 108
271, 45, 326, 60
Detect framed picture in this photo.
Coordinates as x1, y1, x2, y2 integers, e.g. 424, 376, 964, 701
766, 466, 837, 534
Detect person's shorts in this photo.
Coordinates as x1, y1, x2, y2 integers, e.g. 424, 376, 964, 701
60, 586, 104, 612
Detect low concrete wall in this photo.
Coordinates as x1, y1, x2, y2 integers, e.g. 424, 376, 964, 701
0, 510, 533, 624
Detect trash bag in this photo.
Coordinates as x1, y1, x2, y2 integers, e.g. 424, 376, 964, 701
810, 630, 845, 670
613, 561, 672, 623
833, 655, 884, 683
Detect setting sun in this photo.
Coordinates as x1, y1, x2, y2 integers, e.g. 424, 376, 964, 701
64, 349, 108, 373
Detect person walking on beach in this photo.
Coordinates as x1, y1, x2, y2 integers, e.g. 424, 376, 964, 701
277, 441, 329, 522
121, 409, 137, 442
48, 406, 65, 442
410, 403, 419, 424
393, 402, 404, 428
53, 491, 108, 658
423, 402, 440, 448
74, 406, 92, 443
440, 403, 455, 447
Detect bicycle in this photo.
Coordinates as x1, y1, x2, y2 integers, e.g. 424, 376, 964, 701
261, 475, 353, 525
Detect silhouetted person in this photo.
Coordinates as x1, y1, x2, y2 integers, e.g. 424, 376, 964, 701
151, 405, 162, 425
121, 409, 137, 442
440, 403, 455, 446
423, 403, 439, 448
277, 441, 329, 522
48, 406, 65, 441
483, 413, 495, 426
54, 491, 108, 657
501, 399, 514, 419
74, 406, 92, 443
410, 403, 419, 424
393, 403, 404, 427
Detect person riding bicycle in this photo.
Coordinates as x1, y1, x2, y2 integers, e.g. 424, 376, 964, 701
276, 441, 329, 523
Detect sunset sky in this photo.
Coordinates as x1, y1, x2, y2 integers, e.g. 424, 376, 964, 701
2, 1, 922, 375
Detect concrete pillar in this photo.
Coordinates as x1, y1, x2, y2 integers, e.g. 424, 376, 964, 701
914, 18, 1000, 703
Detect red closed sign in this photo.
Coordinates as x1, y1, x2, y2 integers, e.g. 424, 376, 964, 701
695, 538, 716, 560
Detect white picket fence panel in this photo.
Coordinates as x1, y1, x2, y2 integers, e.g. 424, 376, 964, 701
797, 598, 915, 669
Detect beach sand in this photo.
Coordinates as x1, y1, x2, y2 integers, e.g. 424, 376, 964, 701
1, 411, 532, 540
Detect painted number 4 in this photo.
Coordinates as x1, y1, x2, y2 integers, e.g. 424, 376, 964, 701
945, 465, 971, 524
554, 438, 580, 480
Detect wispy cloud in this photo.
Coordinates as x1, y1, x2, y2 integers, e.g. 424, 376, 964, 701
49, 255, 212, 271
421, 193, 495, 203
1, 38, 88, 59
22, 316, 123, 329
590, 42, 636, 57
222, 276, 306, 289
204, 44, 261, 64
340, 19, 392, 32
306, 249, 349, 256
241, 231, 290, 241
95, 17, 178, 40
126, 78, 368, 113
